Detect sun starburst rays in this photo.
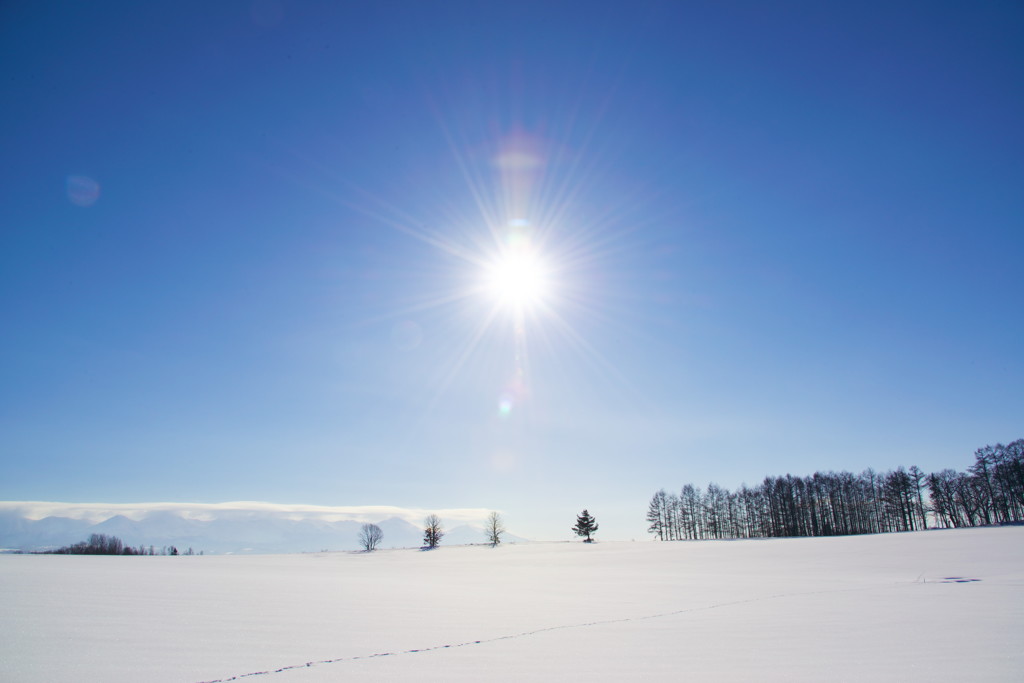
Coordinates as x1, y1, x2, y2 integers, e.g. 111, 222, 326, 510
303, 124, 637, 428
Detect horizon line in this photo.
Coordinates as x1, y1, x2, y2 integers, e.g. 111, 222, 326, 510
0, 501, 497, 525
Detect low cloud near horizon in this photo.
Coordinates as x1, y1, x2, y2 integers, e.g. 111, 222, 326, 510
0, 501, 495, 526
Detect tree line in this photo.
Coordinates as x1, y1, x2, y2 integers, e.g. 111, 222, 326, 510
39, 533, 199, 556
646, 439, 1024, 541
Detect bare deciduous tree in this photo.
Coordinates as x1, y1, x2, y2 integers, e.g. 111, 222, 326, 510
485, 511, 505, 546
645, 438, 1024, 540
423, 514, 444, 549
358, 523, 383, 552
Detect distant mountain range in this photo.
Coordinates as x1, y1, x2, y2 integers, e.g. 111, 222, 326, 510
0, 509, 529, 554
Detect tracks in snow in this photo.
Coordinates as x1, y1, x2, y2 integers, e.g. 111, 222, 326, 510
195, 583, 888, 682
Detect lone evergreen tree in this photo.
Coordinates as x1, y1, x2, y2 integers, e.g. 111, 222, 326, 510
572, 509, 599, 542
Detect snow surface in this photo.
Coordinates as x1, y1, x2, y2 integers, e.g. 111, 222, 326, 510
2, 526, 1021, 682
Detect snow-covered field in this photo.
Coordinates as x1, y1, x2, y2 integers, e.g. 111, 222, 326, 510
2, 526, 1021, 682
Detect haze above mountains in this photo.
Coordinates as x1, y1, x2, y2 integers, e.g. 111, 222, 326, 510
0, 507, 527, 554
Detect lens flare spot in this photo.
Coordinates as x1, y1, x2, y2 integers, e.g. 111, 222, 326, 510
67, 175, 100, 207
498, 394, 513, 417
494, 150, 543, 170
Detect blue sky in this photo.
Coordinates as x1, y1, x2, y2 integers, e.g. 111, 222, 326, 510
2, 1, 1022, 540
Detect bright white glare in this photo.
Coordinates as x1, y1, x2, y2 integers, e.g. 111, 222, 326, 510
485, 250, 549, 310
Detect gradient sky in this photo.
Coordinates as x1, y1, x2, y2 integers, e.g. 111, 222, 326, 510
2, 1, 1022, 541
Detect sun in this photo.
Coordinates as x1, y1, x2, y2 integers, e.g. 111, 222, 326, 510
484, 247, 550, 312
